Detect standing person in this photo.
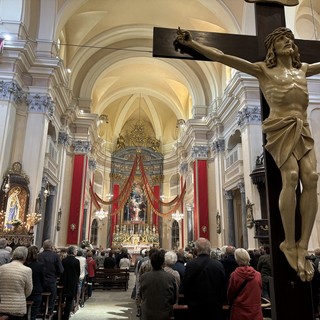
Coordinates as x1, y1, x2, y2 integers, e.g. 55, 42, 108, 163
227, 248, 263, 320
257, 245, 272, 300
172, 251, 186, 294
138, 249, 177, 320
25, 246, 45, 320
104, 250, 116, 269
119, 252, 131, 270
164, 250, 180, 300
60, 246, 80, 320
0, 238, 11, 265
176, 26, 320, 282
183, 238, 226, 319
38, 239, 64, 315
0, 246, 33, 319
75, 249, 87, 307
86, 251, 97, 298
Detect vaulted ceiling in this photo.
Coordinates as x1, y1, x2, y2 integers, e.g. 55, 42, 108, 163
54, 0, 320, 154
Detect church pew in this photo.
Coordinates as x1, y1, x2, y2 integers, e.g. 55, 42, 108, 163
93, 268, 129, 291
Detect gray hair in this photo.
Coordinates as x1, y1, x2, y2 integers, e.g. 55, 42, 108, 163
234, 248, 250, 266
0, 238, 7, 249
195, 238, 211, 255
67, 246, 77, 255
12, 246, 28, 261
43, 239, 53, 250
164, 250, 177, 266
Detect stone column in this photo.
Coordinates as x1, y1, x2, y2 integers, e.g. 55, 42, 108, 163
225, 190, 235, 246
238, 182, 248, 249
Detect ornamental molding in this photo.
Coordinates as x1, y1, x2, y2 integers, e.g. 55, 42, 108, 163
237, 106, 261, 127
26, 93, 55, 119
211, 139, 225, 153
191, 145, 209, 159
58, 131, 71, 147
0, 80, 24, 104
72, 140, 92, 154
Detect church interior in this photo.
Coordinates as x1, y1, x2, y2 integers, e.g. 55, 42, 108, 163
0, 0, 320, 262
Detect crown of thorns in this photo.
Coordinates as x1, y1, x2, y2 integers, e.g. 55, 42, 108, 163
264, 27, 294, 49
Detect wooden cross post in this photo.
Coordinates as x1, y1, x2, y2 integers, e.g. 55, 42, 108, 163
153, 3, 320, 320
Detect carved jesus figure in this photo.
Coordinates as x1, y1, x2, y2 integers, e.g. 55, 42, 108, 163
177, 27, 320, 282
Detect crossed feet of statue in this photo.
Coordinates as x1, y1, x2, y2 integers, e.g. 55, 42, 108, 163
280, 241, 314, 282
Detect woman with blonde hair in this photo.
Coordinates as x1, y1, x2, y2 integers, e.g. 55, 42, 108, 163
227, 248, 263, 320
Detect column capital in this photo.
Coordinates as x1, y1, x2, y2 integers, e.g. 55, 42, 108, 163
237, 106, 261, 127
224, 190, 233, 200
26, 93, 55, 119
191, 145, 209, 159
0, 80, 24, 104
72, 140, 92, 154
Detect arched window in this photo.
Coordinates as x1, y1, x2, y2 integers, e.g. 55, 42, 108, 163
90, 219, 98, 246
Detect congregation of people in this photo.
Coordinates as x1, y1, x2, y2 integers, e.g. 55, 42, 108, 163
1, 236, 320, 320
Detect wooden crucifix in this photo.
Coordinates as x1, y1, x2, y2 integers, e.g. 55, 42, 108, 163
153, 2, 320, 320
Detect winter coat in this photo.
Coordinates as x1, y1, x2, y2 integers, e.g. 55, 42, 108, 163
227, 265, 263, 320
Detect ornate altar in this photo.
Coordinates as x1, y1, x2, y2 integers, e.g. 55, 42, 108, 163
0, 162, 41, 247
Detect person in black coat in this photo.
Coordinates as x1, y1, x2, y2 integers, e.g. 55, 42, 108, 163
60, 246, 80, 320
37, 239, 64, 315
26, 245, 45, 320
184, 238, 226, 320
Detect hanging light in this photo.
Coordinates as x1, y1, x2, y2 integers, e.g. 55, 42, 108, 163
172, 210, 184, 222
95, 208, 108, 220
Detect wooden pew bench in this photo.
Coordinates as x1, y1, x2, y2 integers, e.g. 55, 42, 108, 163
93, 268, 129, 291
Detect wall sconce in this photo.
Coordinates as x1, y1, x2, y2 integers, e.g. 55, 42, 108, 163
56, 208, 62, 231
43, 182, 50, 199
70, 223, 76, 231
2, 174, 10, 193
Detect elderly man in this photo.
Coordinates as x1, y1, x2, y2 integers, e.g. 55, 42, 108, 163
0, 238, 11, 265
183, 238, 226, 319
0, 246, 33, 318
38, 239, 64, 315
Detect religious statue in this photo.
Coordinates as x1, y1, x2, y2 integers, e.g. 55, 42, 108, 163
176, 26, 320, 282
116, 133, 126, 150
5, 187, 21, 227
245, 0, 299, 5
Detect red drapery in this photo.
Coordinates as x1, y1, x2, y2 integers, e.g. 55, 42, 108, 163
196, 160, 209, 239
193, 161, 199, 238
67, 155, 87, 244
110, 184, 119, 245
153, 185, 160, 226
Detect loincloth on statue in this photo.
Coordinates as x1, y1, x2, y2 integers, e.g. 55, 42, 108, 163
262, 116, 314, 168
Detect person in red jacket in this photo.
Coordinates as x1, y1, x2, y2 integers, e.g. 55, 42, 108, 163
227, 248, 263, 320
86, 250, 97, 297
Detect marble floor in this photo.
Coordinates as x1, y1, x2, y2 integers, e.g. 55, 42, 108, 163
70, 274, 137, 320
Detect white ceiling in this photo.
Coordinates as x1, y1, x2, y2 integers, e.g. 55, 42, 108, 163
54, 0, 320, 154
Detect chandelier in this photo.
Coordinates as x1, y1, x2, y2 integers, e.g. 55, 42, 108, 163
95, 208, 108, 220
172, 210, 184, 222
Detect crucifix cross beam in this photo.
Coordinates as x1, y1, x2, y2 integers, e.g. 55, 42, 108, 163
153, 3, 320, 320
